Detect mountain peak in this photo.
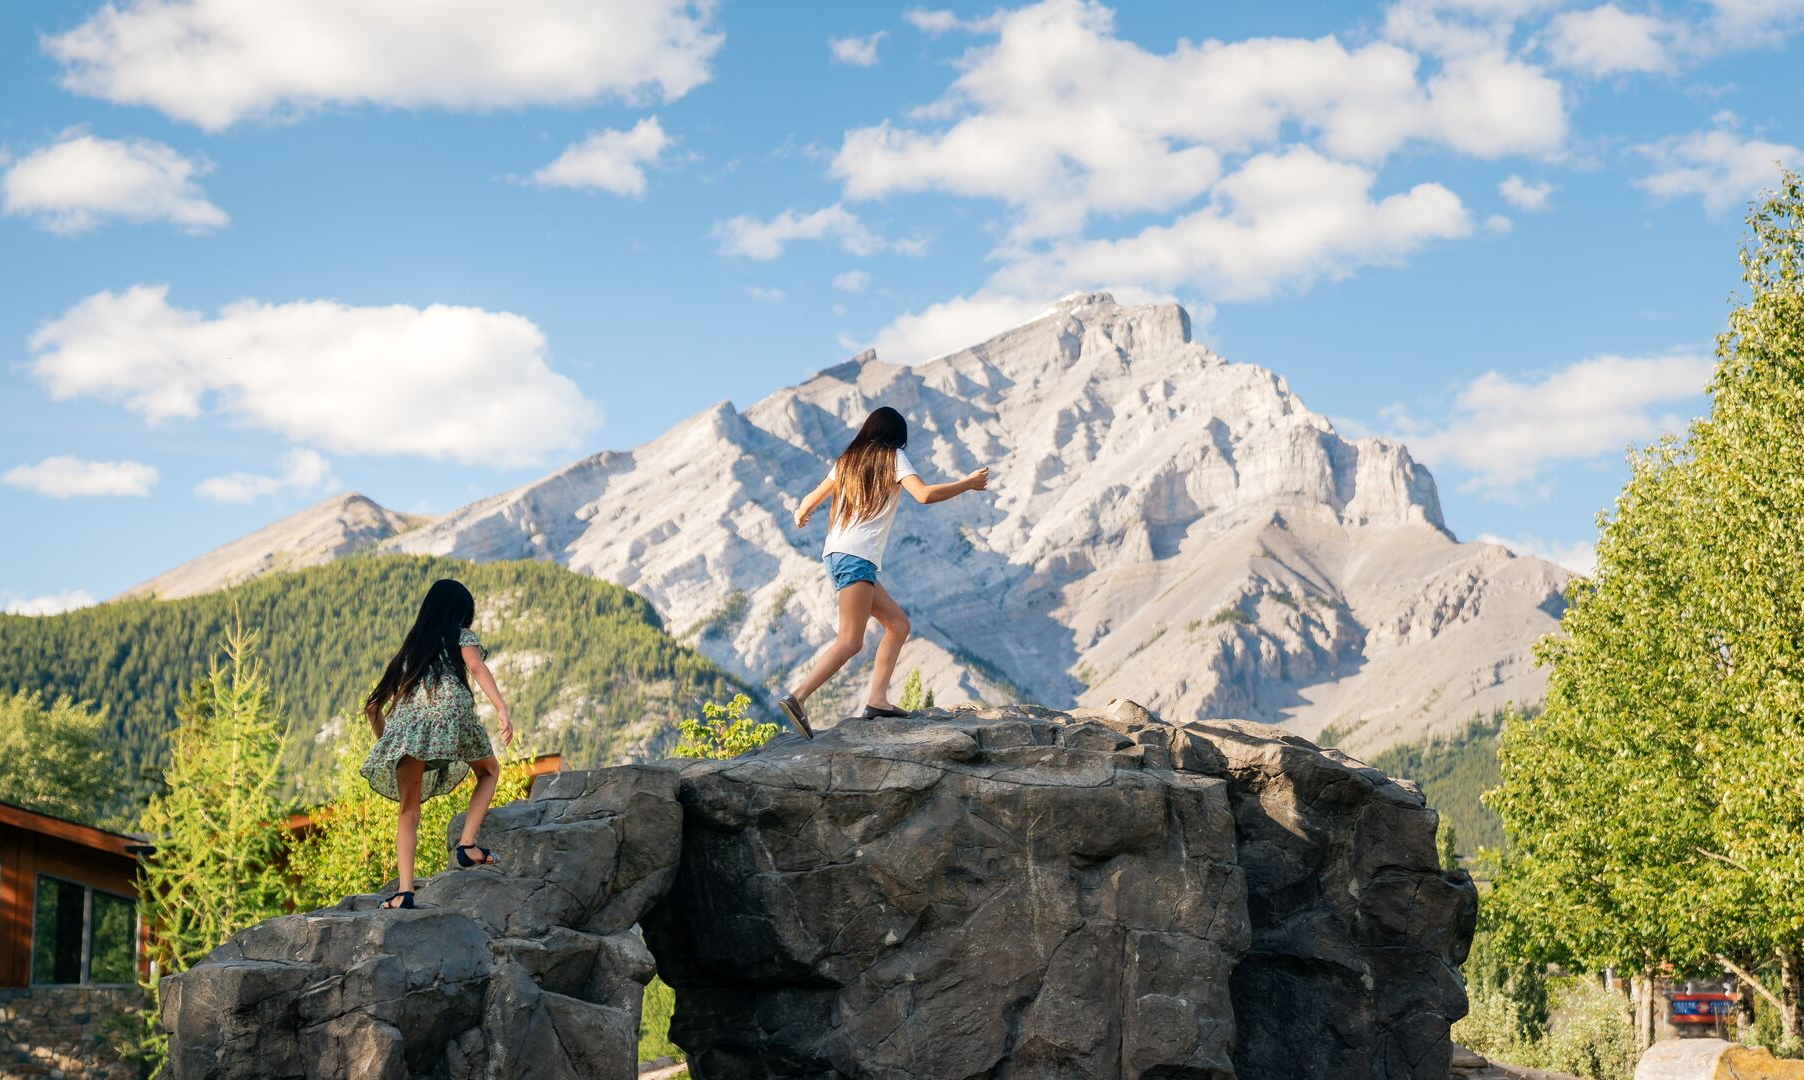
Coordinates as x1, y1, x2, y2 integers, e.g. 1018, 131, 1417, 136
137, 293, 1564, 755
120, 492, 430, 600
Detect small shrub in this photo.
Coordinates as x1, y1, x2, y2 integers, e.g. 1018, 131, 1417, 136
1209, 607, 1249, 626
899, 668, 935, 711
674, 694, 779, 759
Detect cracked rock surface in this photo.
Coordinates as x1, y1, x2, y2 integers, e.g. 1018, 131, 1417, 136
164, 701, 1475, 1079
645, 701, 1475, 1080
160, 766, 682, 1080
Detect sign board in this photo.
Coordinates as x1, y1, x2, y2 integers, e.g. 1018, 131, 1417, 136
1668, 993, 1734, 1024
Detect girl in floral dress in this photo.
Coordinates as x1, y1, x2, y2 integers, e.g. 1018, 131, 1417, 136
361, 578, 516, 910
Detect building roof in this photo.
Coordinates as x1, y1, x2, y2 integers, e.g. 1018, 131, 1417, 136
0, 800, 147, 859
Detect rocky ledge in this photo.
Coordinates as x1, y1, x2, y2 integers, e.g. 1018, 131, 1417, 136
162, 702, 1477, 1079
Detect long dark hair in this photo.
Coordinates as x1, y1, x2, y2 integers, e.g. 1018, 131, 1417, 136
364, 579, 476, 725
832, 407, 909, 529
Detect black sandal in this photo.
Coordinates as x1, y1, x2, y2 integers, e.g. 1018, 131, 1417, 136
862, 704, 911, 719
778, 694, 814, 739
380, 891, 415, 910
454, 844, 499, 869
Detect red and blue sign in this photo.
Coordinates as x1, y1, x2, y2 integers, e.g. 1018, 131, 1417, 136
1669, 993, 1735, 1023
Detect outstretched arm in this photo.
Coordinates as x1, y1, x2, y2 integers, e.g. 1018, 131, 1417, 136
464, 646, 515, 748
795, 472, 836, 528
902, 466, 989, 505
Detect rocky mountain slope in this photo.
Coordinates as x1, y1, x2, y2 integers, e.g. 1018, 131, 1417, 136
371, 293, 1566, 754
122, 493, 431, 599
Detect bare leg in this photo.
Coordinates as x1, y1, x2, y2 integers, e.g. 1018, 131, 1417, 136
391, 756, 424, 901
458, 756, 501, 856
791, 582, 875, 704
866, 582, 911, 709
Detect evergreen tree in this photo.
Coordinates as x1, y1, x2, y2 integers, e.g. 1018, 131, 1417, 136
135, 623, 291, 1064
898, 667, 934, 712
0, 690, 125, 825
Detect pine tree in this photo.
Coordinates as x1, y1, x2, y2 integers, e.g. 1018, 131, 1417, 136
898, 667, 934, 711
135, 622, 291, 1063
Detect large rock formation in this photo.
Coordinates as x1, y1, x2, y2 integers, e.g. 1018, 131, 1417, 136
160, 768, 683, 1079
163, 703, 1477, 1079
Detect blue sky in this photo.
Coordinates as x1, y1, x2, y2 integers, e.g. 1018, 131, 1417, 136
3, 0, 1801, 611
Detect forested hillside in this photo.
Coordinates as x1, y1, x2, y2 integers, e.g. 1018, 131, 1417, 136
0, 555, 744, 809
1363, 714, 1507, 855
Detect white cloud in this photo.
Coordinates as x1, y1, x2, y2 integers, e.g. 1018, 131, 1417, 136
1698, 0, 1804, 51
1635, 121, 1799, 214
1544, 5, 1675, 74
1382, 0, 1563, 59
3, 456, 158, 498
829, 31, 886, 67
1393, 352, 1713, 493
745, 286, 786, 303
834, 0, 1565, 239
2, 590, 98, 616
869, 292, 1055, 365
530, 116, 669, 196
29, 286, 598, 467
196, 448, 337, 503
992, 149, 1473, 302
43, 0, 722, 131
715, 204, 883, 259
1477, 532, 1597, 574
1498, 174, 1554, 210
2, 131, 226, 234
832, 270, 870, 292
903, 9, 1007, 35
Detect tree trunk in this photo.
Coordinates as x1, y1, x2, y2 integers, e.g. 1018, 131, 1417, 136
1735, 972, 1757, 1043
1634, 970, 1660, 1055
1782, 947, 1803, 1048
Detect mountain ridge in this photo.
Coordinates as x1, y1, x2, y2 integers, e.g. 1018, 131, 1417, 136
121, 492, 433, 600
131, 294, 1568, 754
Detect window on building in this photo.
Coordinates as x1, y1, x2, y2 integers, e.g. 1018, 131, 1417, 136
30, 876, 138, 986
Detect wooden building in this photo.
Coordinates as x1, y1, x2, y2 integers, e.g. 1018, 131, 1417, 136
0, 801, 148, 989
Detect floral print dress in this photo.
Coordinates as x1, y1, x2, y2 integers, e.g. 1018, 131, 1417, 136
360, 628, 496, 802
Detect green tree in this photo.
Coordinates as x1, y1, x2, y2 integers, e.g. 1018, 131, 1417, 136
898, 667, 934, 712
0, 691, 125, 825
1489, 170, 1804, 1054
135, 624, 291, 1065
1684, 168, 1804, 1050
673, 694, 778, 760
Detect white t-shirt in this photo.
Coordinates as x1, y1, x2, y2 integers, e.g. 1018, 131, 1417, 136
822, 449, 917, 569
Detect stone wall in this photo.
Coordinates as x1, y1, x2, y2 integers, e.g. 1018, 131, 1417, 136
0, 986, 144, 1079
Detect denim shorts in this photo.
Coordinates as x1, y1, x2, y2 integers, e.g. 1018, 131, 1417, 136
824, 552, 878, 590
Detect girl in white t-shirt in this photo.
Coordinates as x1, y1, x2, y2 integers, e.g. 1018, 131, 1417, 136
779, 406, 989, 736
